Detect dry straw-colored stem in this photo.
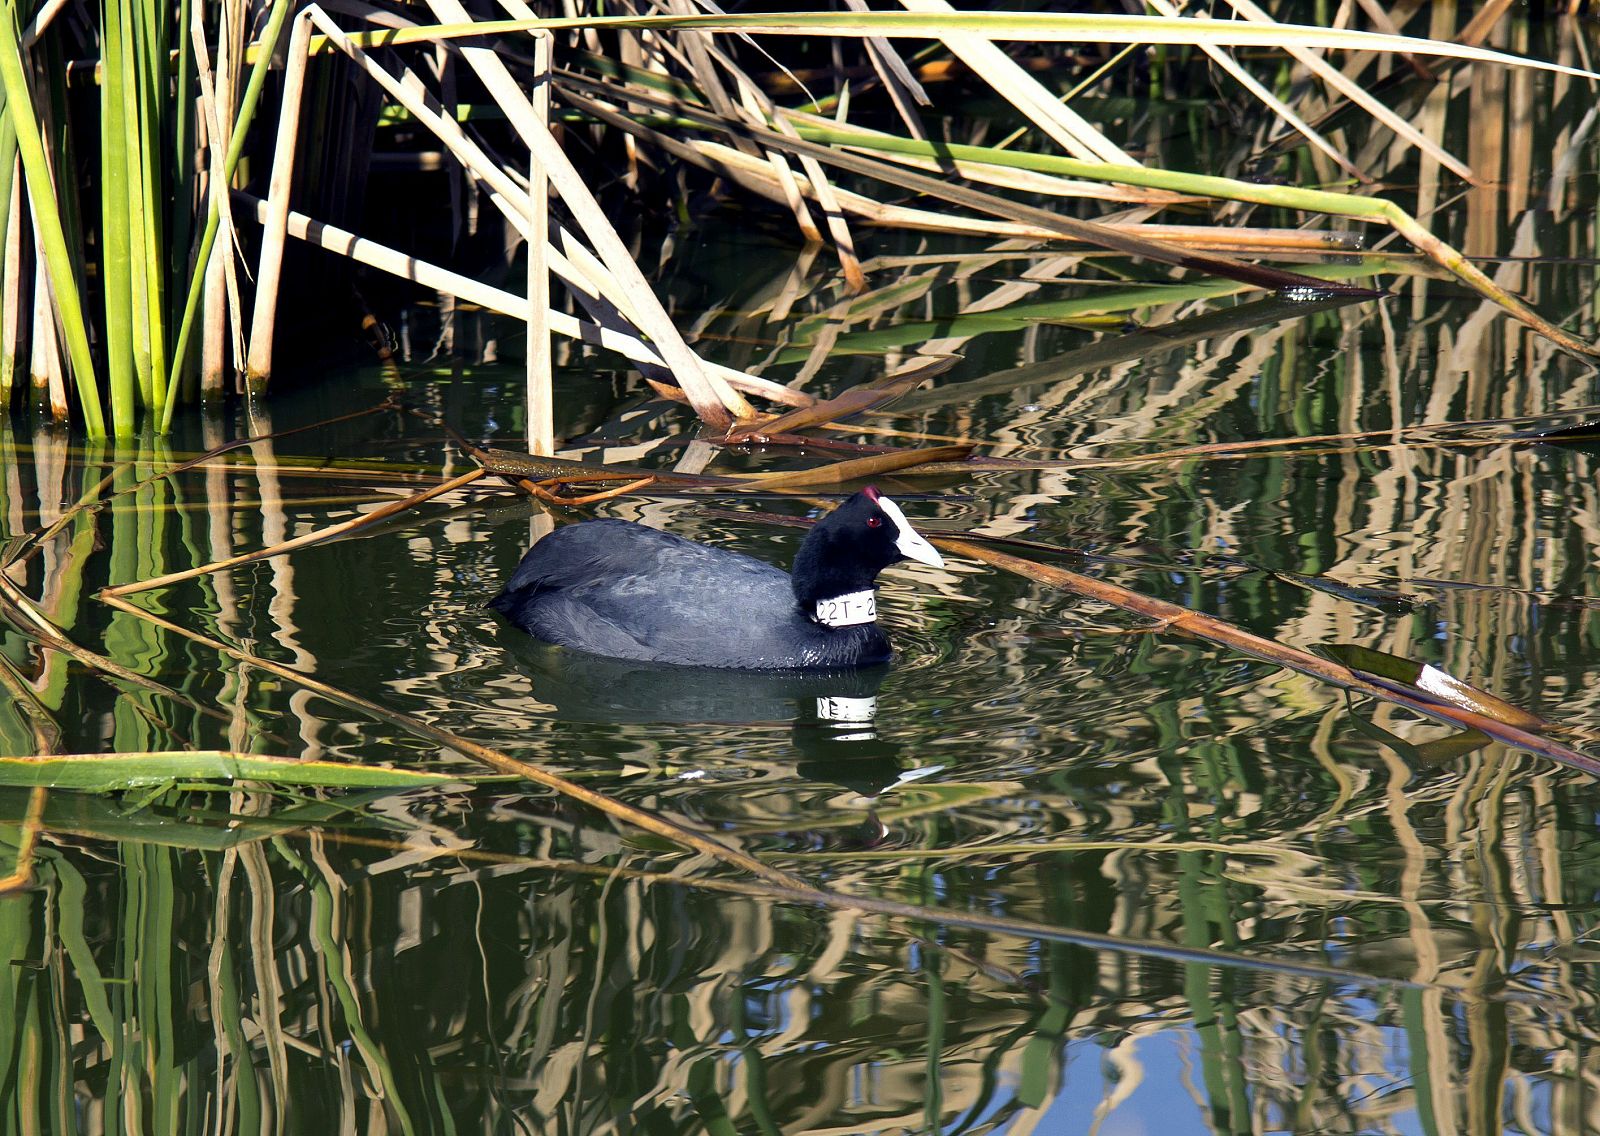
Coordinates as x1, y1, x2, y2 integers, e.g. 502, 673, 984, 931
936, 539, 1600, 777
525, 30, 554, 455
528, 474, 657, 505
244, 8, 316, 388
193, 0, 249, 396
741, 443, 972, 488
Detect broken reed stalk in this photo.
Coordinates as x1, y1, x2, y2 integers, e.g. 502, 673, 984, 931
243, 7, 316, 388
101, 465, 488, 597
95, 590, 808, 890
741, 443, 972, 487
526, 30, 554, 456
723, 355, 956, 442
935, 539, 1600, 777
527, 474, 656, 505
230, 192, 795, 409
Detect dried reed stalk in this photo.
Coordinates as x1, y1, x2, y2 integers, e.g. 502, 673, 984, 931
244, 9, 317, 389
937, 539, 1600, 777
231, 191, 802, 407
526, 30, 554, 455
0, 169, 20, 406
419, 0, 755, 426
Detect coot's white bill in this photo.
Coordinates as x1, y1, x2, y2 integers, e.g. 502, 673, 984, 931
875, 494, 944, 569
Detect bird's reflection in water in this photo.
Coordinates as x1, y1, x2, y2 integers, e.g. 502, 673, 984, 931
791, 703, 919, 849
498, 631, 927, 844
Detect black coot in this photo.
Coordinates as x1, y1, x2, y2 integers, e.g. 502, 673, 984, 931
488, 488, 944, 670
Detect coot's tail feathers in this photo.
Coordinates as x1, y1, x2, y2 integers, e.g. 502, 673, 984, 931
487, 550, 561, 615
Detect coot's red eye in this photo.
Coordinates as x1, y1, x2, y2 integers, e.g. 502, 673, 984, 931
867, 516, 883, 528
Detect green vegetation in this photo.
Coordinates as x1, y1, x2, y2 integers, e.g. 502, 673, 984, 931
0, 2, 1597, 1130
0, 1, 1593, 437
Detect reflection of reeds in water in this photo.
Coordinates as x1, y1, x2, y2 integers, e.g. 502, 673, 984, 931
0, 755, 1596, 1132
4, 16, 1600, 1136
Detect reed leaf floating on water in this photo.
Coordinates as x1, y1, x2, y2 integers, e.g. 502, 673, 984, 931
0, 750, 492, 791
1317, 644, 1546, 731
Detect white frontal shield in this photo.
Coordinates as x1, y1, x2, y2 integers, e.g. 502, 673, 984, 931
876, 494, 944, 568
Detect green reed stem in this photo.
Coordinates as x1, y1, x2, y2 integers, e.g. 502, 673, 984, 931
0, 0, 104, 436
101, 0, 136, 433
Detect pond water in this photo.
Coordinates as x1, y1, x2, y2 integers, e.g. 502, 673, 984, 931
3, 15, 1600, 1135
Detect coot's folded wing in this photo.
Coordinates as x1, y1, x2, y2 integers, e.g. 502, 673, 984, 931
490, 519, 806, 666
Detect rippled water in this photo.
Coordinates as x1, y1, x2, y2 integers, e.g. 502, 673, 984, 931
4, 15, 1600, 1133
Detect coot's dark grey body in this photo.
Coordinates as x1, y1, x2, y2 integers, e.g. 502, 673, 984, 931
489, 489, 944, 671
490, 520, 891, 669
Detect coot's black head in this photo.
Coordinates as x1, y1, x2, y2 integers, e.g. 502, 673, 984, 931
790, 487, 944, 612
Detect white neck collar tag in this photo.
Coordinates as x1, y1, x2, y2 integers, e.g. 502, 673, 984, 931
814, 590, 876, 627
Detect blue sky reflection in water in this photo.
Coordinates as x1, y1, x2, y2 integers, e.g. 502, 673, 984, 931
1, 12, 1599, 1135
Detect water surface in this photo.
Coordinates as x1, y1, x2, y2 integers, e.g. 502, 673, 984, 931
3, 16, 1600, 1133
